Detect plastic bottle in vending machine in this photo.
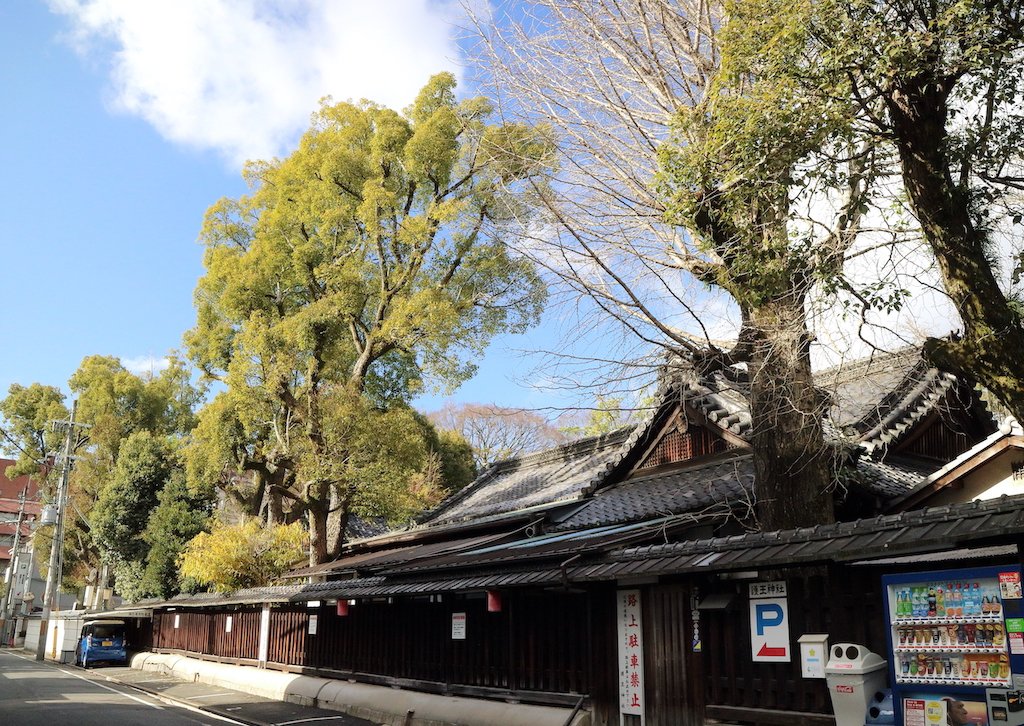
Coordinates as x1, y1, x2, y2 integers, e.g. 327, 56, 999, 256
972, 583, 982, 616
936, 585, 945, 615
984, 584, 1000, 615
946, 583, 956, 617
928, 585, 938, 617
954, 583, 964, 617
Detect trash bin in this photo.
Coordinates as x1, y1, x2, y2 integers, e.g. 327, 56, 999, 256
825, 643, 888, 726
864, 688, 895, 725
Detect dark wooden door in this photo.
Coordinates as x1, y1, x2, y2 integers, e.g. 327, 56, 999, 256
644, 583, 704, 726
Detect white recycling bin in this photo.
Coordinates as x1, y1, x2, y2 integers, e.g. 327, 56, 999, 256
825, 643, 888, 726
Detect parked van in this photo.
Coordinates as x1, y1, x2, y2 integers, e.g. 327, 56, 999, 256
75, 619, 127, 667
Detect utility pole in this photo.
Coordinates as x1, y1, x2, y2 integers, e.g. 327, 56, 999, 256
35, 401, 78, 662
0, 487, 28, 633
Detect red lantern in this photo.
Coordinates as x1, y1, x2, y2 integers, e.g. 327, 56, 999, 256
487, 590, 502, 612
336, 600, 349, 617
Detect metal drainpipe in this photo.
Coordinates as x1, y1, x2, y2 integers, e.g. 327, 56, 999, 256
559, 554, 581, 588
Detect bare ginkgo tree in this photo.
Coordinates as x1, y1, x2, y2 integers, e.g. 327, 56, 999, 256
467, 0, 906, 530
429, 402, 568, 467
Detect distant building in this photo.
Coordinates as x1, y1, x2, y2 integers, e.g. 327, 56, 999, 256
0, 458, 41, 572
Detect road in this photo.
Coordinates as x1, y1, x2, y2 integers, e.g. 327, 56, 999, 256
0, 649, 248, 726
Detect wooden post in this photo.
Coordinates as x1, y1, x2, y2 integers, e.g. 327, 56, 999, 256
258, 604, 271, 667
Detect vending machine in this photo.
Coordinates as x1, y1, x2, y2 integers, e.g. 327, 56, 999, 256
883, 565, 1024, 726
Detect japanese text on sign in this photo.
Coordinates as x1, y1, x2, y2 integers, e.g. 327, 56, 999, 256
749, 581, 788, 599
451, 612, 467, 640
617, 589, 645, 716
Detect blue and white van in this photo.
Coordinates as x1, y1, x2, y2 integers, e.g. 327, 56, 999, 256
75, 619, 127, 667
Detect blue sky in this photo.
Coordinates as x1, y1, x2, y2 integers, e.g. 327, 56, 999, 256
0, 0, 570, 414
1, 1, 953, 427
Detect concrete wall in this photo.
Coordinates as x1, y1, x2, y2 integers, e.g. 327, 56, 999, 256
51, 616, 84, 662
20, 614, 86, 662
23, 617, 40, 652
132, 652, 590, 726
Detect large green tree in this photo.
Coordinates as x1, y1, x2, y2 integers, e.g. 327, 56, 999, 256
185, 73, 551, 563
0, 357, 203, 598
140, 470, 213, 599
0, 383, 68, 479
90, 431, 174, 600
824, 0, 1024, 420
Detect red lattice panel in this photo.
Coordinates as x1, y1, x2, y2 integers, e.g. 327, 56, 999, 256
638, 426, 725, 470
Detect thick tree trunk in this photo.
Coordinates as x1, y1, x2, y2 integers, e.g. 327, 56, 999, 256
307, 498, 328, 567
266, 489, 284, 526
746, 297, 835, 531
325, 486, 351, 560
888, 78, 1024, 421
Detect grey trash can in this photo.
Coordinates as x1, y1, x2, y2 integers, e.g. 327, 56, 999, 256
825, 643, 888, 726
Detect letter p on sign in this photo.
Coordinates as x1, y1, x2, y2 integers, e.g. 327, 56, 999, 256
755, 603, 784, 634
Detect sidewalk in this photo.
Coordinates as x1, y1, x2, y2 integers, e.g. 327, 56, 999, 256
13, 649, 375, 726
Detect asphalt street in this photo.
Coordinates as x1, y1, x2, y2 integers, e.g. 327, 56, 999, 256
0, 650, 371, 726
0, 649, 248, 725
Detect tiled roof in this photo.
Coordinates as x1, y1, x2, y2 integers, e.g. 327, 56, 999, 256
817, 346, 997, 454
676, 371, 752, 437
596, 493, 1024, 578
154, 584, 303, 608
847, 457, 935, 499
408, 349, 959, 533
280, 532, 517, 580
419, 428, 634, 526
156, 494, 1024, 606
552, 453, 755, 531
347, 514, 388, 540
818, 347, 927, 430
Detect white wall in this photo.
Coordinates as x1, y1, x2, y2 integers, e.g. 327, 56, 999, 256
926, 447, 1024, 506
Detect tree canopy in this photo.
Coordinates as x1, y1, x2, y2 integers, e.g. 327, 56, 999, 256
179, 519, 306, 593
184, 73, 552, 563
0, 357, 207, 600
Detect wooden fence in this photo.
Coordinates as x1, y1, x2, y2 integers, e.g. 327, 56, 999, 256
153, 607, 261, 663
270, 590, 599, 697
143, 564, 916, 725
150, 588, 611, 707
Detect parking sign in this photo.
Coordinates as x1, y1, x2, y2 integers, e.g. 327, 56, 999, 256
749, 581, 791, 662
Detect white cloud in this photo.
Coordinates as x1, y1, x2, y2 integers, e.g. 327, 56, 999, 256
48, 0, 466, 166
121, 354, 171, 377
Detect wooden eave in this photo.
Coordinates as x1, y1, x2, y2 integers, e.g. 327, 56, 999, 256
890, 435, 1024, 512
